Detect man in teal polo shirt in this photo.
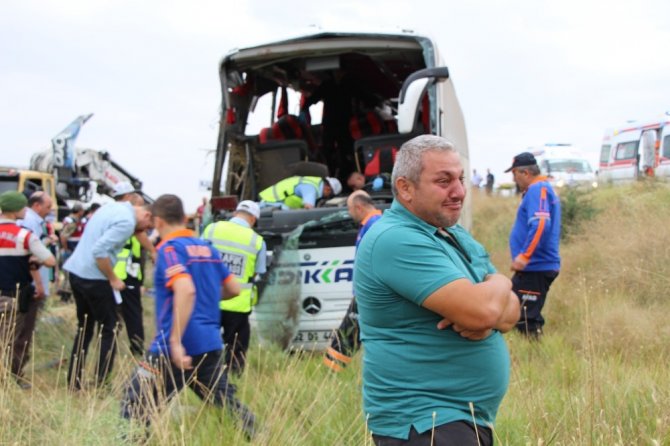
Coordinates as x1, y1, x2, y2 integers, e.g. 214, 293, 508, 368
354, 135, 520, 445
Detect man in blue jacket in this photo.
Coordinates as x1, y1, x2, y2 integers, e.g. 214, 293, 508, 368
506, 152, 561, 339
121, 194, 255, 439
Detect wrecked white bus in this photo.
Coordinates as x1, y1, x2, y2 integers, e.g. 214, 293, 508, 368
209, 30, 470, 350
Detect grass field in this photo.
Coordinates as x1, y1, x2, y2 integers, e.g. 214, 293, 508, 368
1, 182, 669, 445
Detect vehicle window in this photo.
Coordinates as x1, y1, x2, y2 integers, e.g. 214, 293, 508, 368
614, 141, 638, 160
23, 180, 43, 196
43, 178, 53, 198
600, 145, 611, 163
0, 178, 19, 194
546, 160, 592, 173
245, 88, 322, 136
663, 134, 670, 159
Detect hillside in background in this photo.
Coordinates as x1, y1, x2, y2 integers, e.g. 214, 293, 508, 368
1, 182, 669, 445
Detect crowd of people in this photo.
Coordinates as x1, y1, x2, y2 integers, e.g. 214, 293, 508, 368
0, 182, 258, 438
0, 135, 561, 444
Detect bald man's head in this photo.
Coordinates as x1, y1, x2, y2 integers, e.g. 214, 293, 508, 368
347, 190, 376, 223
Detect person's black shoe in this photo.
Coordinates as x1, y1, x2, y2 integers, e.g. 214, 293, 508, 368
240, 411, 256, 441
57, 290, 72, 303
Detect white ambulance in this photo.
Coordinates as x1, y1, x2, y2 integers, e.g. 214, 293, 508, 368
530, 143, 598, 189
209, 30, 470, 351
599, 114, 670, 183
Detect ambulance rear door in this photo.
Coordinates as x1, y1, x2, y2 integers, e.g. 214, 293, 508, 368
656, 124, 670, 178
609, 129, 641, 182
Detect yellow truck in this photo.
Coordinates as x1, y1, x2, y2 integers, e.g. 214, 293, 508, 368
0, 166, 58, 215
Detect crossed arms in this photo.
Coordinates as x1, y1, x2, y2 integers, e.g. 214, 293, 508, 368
423, 273, 520, 340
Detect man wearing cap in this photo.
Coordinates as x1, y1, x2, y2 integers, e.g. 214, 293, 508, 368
506, 152, 561, 339
64, 194, 153, 390
202, 200, 266, 375
111, 181, 137, 202
0, 191, 56, 388
258, 175, 342, 209
112, 182, 156, 356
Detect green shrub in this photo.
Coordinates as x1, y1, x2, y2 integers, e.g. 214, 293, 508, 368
560, 188, 599, 240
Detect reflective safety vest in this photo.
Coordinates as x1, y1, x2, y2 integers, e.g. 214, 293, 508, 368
258, 176, 322, 209
113, 236, 142, 281
202, 220, 263, 313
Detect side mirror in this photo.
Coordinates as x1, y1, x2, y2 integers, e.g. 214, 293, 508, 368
397, 67, 450, 134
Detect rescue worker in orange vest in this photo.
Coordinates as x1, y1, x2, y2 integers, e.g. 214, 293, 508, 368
202, 200, 267, 375
0, 191, 56, 389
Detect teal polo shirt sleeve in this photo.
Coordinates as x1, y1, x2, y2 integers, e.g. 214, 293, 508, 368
371, 226, 467, 306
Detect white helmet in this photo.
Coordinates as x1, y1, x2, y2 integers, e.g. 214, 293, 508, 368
325, 177, 342, 196
236, 200, 261, 219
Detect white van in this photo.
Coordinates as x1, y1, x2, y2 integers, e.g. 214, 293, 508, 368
599, 114, 670, 183
209, 30, 470, 350
530, 144, 598, 189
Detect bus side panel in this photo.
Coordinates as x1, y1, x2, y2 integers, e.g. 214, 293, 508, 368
250, 245, 355, 351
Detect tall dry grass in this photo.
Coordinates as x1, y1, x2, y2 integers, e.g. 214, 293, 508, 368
473, 182, 670, 445
0, 182, 668, 444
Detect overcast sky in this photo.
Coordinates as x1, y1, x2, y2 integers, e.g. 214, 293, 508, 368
3, 0, 669, 211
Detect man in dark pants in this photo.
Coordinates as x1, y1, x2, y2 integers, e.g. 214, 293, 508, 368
64, 198, 152, 390
202, 200, 266, 375
324, 190, 381, 372
114, 235, 145, 356
120, 194, 255, 439
506, 152, 561, 339
373, 424, 493, 446
0, 191, 56, 389
485, 168, 495, 195
112, 182, 156, 357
